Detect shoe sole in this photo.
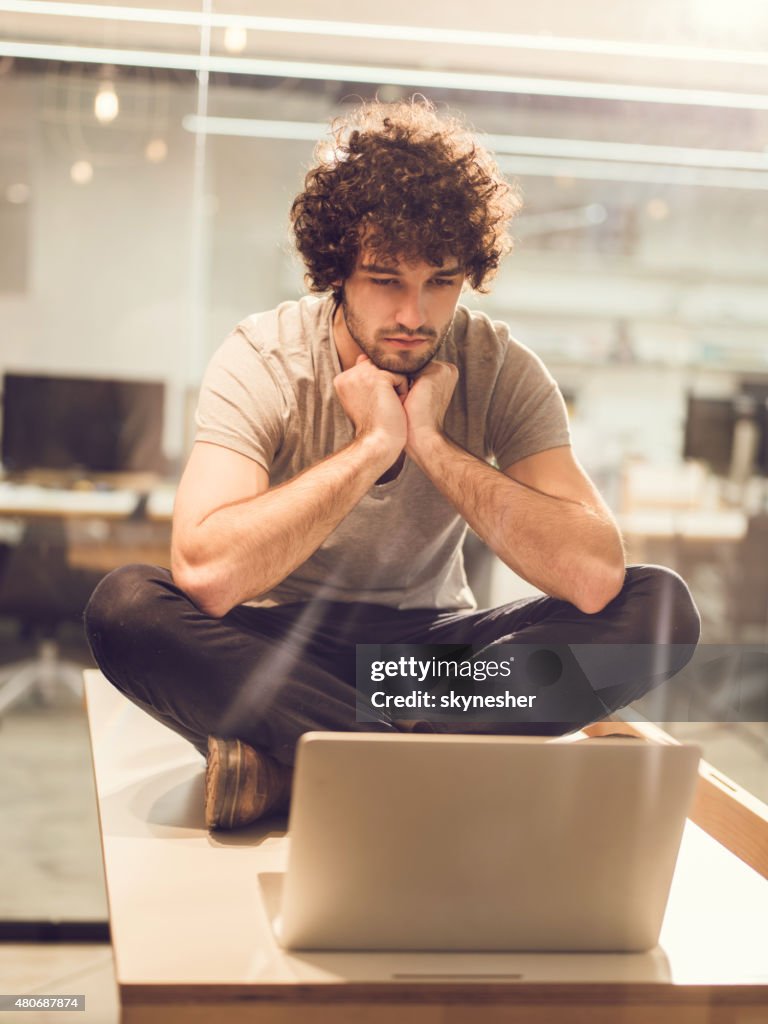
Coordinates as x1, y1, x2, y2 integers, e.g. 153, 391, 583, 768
205, 736, 243, 830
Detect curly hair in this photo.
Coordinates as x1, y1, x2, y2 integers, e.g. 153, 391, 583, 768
290, 98, 521, 299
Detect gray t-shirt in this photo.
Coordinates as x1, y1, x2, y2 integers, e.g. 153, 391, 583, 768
195, 294, 570, 610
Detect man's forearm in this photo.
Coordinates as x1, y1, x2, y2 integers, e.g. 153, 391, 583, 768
173, 434, 396, 617
409, 433, 625, 614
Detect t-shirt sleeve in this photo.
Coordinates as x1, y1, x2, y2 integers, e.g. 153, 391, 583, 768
485, 331, 571, 471
194, 328, 287, 472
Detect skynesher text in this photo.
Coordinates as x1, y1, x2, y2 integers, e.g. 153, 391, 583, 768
371, 690, 536, 710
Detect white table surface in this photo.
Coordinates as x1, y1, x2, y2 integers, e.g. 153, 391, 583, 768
617, 509, 747, 541
0, 482, 141, 517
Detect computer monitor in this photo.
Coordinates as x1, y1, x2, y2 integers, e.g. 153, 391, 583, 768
683, 395, 735, 476
1, 372, 166, 476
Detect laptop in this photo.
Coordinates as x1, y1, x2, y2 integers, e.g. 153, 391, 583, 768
275, 733, 700, 952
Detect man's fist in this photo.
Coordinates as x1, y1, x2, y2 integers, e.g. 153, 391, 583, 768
403, 360, 458, 453
333, 355, 408, 460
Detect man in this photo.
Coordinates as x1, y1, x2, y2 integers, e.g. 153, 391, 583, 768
85, 99, 700, 830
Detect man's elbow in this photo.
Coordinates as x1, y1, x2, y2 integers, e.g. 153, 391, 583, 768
171, 557, 233, 619
574, 563, 626, 615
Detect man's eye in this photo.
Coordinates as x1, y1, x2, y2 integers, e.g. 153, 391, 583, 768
370, 278, 398, 286
432, 279, 456, 287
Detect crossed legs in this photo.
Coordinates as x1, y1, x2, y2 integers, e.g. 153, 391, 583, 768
84, 563, 700, 766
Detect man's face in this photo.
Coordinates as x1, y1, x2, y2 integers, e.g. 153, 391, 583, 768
334, 251, 464, 375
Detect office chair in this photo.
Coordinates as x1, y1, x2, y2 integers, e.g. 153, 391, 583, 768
0, 517, 96, 717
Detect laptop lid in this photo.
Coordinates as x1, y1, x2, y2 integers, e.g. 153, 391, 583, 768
277, 733, 700, 952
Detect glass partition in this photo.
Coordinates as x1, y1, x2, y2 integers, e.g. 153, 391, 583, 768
1, 3, 766, 926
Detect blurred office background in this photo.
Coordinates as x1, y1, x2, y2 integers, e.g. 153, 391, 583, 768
0, 0, 766, 958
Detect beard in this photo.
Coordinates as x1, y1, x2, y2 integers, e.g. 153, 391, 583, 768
340, 294, 454, 375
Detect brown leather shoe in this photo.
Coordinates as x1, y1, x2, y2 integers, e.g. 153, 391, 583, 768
205, 736, 293, 830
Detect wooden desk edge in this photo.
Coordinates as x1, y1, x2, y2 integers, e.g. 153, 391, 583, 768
119, 980, 768, 1001
583, 721, 768, 878
117, 979, 768, 1024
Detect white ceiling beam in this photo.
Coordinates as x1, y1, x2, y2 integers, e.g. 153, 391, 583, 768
2, 1, 767, 68
4, 40, 768, 112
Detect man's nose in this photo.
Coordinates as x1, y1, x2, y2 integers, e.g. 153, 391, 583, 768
395, 289, 427, 331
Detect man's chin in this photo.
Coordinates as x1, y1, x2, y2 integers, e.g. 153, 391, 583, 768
369, 347, 436, 375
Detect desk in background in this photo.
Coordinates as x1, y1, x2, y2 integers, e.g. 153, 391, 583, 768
0, 480, 177, 575
618, 509, 747, 545
617, 506, 749, 583
0, 481, 142, 518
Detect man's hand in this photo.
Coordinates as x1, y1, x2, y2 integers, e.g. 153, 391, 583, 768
403, 360, 458, 460
334, 355, 408, 461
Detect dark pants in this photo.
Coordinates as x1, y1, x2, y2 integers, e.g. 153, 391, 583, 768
83, 563, 700, 766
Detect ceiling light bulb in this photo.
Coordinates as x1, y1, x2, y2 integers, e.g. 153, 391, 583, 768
94, 81, 119, 124
145, 138, 168, 163
223, 25, 247, 53
71, 160, 93, 184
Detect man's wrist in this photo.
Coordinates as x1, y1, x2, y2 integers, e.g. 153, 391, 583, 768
406, 428, 449, 471
353, 429, 405, 471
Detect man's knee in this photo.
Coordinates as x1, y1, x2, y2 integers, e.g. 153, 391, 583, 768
588, 564, 701, 713
622, 564, 701, 646
84, 563, 170, 646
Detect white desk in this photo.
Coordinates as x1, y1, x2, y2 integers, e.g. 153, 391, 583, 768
85, 670, 768, 1023
0, 481, 174, 573
618, 509, 747, 542
0, 482, 141, 518
144, 485, 175, 522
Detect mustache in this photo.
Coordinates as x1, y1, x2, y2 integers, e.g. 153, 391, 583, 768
378, 328, 436, 340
